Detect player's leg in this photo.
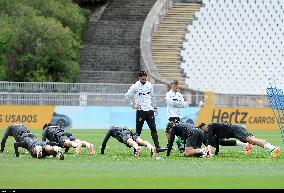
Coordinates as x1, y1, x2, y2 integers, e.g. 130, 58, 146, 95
119, 131, 141, 157
44, 144, 64, 160
75, 139, 94, 155
232, 125, 280, 157
184, 146, 204, 157
62, 137, 81, 154
219, 138, 237, 146
245, 135, 267, 147
135, 136, 156, 157
246, 136, 280, 158
184, 129, 208, 157
219, 138, 253, 155
136, 110, 145, 136
231, 126, 255, 155
44, 144, 56, 156
126, 138, 141, 157
145, 110, 161, 151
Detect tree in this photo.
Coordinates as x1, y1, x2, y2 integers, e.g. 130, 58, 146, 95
0, 15, 14, 80
0, 0, 89, 82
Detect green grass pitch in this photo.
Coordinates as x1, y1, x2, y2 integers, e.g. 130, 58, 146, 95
0, 129, 283, 189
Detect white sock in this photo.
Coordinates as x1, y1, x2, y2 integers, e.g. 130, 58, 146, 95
71, 141, 80, 148
236, 140, 247, 148
196, 148, 205, 154
85, 142, 91, 149
53, 146, 60, 152
132, 144, 139, 150
145, 141, 153, 149
264, 143, 275, 151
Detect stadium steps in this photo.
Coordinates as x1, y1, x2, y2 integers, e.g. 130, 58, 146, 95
79, 0, 156, 83
83, 21, 144, 45
79, 45, 139, 71
151, 2, 201, 88
79, 70, 137, 83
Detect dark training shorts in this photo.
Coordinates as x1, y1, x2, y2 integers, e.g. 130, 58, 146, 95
119, 130, 139, 145
185, 128, 204, 148
58, 135, 70, 147
231, 125, 253, 142
68, 136, 76, 141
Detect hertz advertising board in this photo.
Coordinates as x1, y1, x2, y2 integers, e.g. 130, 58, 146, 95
197, 107, 282, 130
0, 106, 55, 129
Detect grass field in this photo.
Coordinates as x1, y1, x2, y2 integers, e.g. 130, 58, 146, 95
0, 129, 283, 189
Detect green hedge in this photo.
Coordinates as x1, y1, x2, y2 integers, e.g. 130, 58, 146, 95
0, 0, 91, 82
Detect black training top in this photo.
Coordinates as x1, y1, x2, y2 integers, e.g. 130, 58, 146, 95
1, 124, 30, 152
207, 122, 234, 146
166, 123, 195, 156
101, 126, 132, 154
42, 125, 65, 142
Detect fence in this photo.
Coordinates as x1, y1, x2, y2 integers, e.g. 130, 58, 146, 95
266, 85, 284, 144
0, 81, 271, 107
0, 81, 168, 106
215, 94, 270, 108
0, 81, 168, 95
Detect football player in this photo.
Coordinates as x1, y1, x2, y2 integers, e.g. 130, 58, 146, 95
101, 125, 156, 157
199, 122, 281, 158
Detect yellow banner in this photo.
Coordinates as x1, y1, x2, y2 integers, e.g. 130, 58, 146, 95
0, 106, 55, 129
197, 107, 283, 130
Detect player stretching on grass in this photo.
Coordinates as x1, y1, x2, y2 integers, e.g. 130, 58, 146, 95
198, 123, 253, 155
42, 123, 94, 155
1, 124, 64, 160
165, 122, 207, 157
174, 126, 253, 155
199, 122, 281, 158
101, 125, 156, 157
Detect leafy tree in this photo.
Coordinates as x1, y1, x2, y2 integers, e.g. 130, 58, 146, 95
21, 0, 90, 39
0, 0, 89, 82
0, 15, 14, 80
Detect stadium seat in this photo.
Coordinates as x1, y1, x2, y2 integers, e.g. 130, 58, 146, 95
181, 0, 284, 94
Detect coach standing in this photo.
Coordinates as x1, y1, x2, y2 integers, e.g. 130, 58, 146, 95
165, 80, 188, 123
125, 70, 164, 153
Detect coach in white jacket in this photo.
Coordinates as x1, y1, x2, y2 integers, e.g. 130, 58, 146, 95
165, 80, 188, 123
125, 70, 164, 153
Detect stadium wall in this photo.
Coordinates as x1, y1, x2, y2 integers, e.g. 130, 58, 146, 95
196, 107, 280, 130
0, 105, 280, 130
0, 106, 199, 129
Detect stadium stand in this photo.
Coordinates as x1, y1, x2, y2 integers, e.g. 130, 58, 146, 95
78, 0, 156, 84
151, 2, 202, 88
181, 0, 284, 95
0, 0, 276, 108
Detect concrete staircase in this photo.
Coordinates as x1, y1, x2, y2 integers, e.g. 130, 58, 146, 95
151, 2, 201, 87
79, 0, 156, 83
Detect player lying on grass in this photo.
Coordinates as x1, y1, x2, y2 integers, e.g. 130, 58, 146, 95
199, 122, 281, 158
101, 125, 157, 157
175, 123, 253, 155
42, 123, 94, 155
165, 121, 209, 157
174, 135, 252, 155
1, 124, 64, 160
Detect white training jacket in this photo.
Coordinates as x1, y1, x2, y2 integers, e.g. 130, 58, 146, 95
165, 89, 188, 118
125, 81, 156, 111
